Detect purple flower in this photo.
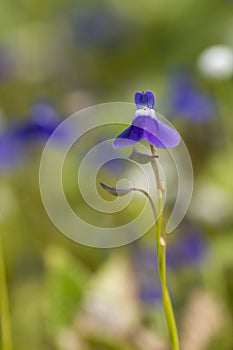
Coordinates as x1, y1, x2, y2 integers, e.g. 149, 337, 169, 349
14, 101, 63, 142
0, 132, 25, 171
0, 101, 64, 171
131, 225, 206, 304
168, 70, 217, 122
102, 158, 127, 175
113, 91, 181, 149
166, 226, 207, 269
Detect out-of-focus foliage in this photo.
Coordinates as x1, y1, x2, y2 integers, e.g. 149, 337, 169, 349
0, 0, 233, 349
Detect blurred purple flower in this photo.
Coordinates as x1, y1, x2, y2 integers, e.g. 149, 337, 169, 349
166, 226, 207, 269
15, 102, 63, 142
102, 158, 127, 176
131, 225, 206, 304
0, 132, 25, 171
113, 91, 181, 149
0, 101, 64, 171
168, 70, 217, 122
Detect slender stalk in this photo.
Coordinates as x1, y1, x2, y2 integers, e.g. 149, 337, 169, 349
133, 188, 157, 221
150, 144, 180, 350
133, 188, 165, 248
0, 234, 13, 350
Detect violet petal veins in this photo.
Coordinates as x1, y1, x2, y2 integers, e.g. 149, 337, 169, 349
134, 90, 155, 109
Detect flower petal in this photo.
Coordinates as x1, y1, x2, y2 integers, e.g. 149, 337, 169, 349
31, 102, 58, 125
169, 70, 217, 122
145, 91, 155, 109
113, 125, 144, 149
134, 92, 144, 109
133, 115, 180, 148
134, 91, 155, 109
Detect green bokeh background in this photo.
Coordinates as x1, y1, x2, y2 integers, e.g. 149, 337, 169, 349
0, 0, 233, 349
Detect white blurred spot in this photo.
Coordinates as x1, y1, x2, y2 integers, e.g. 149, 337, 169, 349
76, 253, 140, 336
197, 45, 233, 80
180, 290, 228, 350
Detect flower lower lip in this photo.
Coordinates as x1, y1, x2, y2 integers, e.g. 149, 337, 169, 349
113, 115, 180, 149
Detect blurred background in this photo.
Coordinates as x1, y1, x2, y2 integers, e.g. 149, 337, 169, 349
0, 0, 233, 349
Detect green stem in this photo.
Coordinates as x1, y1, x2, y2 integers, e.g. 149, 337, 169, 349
150, 144, 180, 350
0, 234, 13, 350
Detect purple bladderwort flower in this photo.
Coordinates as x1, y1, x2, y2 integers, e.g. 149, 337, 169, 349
101, 158, 127, 176
15, 101, 64, 142
168, 70, 217, 122
7, 102, 63, 144
166, 225, 207, 269
0, 132, 25, 171
113, 91, 181, 149
0, 101, 64, 171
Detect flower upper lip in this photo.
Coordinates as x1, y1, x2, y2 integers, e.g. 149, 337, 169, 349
135, 90, 155, 109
